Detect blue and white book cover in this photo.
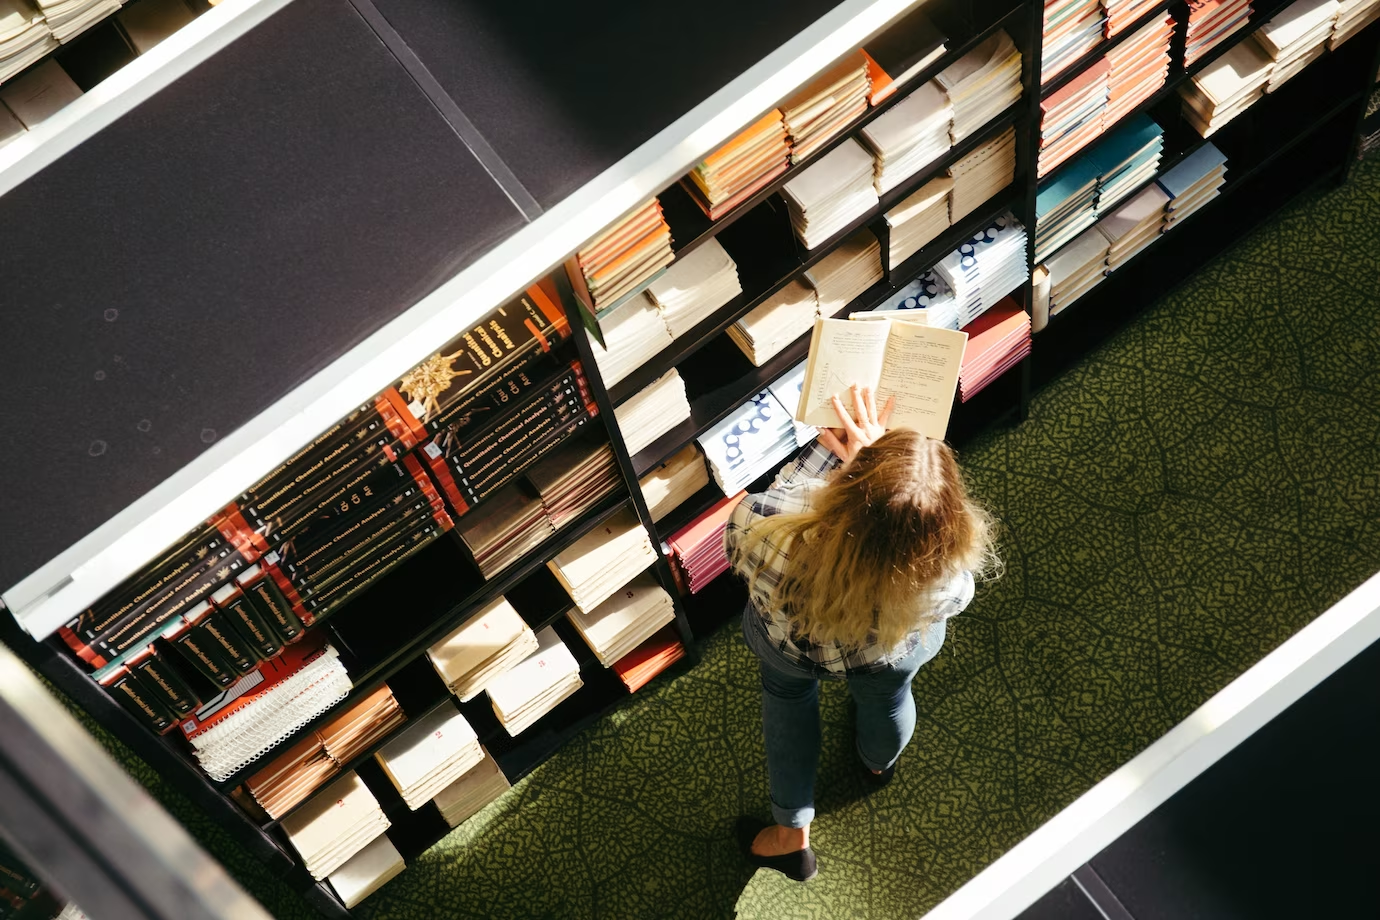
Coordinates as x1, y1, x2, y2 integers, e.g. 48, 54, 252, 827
699, 390, 796, 480
767, 361, 820, 446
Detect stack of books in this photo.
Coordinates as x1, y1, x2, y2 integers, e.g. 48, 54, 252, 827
728, 279, 820, 366
486, 626, 583, 736
804, 227, 884, 313
883, 174, 953, 267
433, 749, 511, 827
667, 495, 742, 594
1330, 0, 1380, 47
318, 685, 406, 765
569, 199, 675, 310
936, 31, 1023, 143
612, 626, 687, 692
948, 125, 1017, 219
1106, 0, 1167, 34
116, 0, 194, 54
1179, 39, 1273, 135
1097, 183, 1170, 267
1034, 154, 1102, 262
958, 299, 1031, 401
781, 138, 879, 249
1045, 226, 1110, 315
1185, 0, 1253, 65
548, 508, 658, 612
781, 52, 871, 163
861, 5, 947, 105
874, 270, 962, 330
0, 59, 80, 129
1157, 142, 1228, 227
699, 389, 797, 495
590, 295, 676, 386
1256, 0, 1339, 92
644, 238, 742, 338
454, 485, 554, 578
1104, 12, 1174, 125
566, 571, 677, 667
683, 110, 791, 219
281, 772, 390, 881
428, 596, 538, 702
327, 833, 405, 910
376, 703, 484, 809
614, 369, 692, 455
35, 0, 118, 42
245, 735, 339, 820
0, 0, 55, 85
1041, 0, 1107, 84
858, 80, 953, 194
638, 445, 711, 522
767, 362, 819, 448
933, 211, 1030, 327
1087, 114, 1164, 214
526, 435, 620, 528
1039, 59, 1109, 177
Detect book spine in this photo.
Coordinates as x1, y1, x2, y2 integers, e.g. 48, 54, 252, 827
424, 344, 563, 436
442, 366, 585, 478
458, 408, 596, 507
239, 571, 304, 642
196, 609, 258, 674
238, 403, 393, 511
239, 399, 378, 500
278, 463, 417, 559
266, 451, 400, 545
166, 621, 238, 687
128, 648, 200, 716
218, 590, 283, 659
289, 516, 441, 597
280, 496, 436, 586
100, 666, 177, 735
295, 521, 446, 619
263, 560, 316, 628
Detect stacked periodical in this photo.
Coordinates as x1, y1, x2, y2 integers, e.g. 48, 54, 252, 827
0, 0, 55, 85
566, 571, 677, 667
1042, 0, 1106, 84
282, 772, 389, 881
486, 626, 583, 736
1179, 38, 1273, 135
958, 299, 1031, 401
645, 237, 742, 337
590, 296, 676, 386
638, 445, 711, 523
1331, 0, 1380, 47
933, 212, 1030, 327
612, 627, 687, 692
936, 31, 1023, 142
454, 485, 554, 578
1045, 227, 1110, 314
728, 280, 820, 366
683, 110, 791, 219
1255, 0, 1339, 92
569, 199, 674, 310
781, 138, 879, 249
1097, 183, 1170, 267
947, 125, 1017, 219
884, 175, 953, 267
1087, 114, 1164, 214
433, 749, 511, 827
1104, 12, 1174, 125
1106, 0, 1165, 34
548, 508, 658, 613
527, 435, 621, 528
667, 495, 742, 594
873, 270, 962, 330
376, 703, 484, 810
1039, 59, 1109, 177
327, 834, 405, 910
858, 79, 952, 194
614, 369, 692, 455
804, 227, 884, 313
33, 0, 118, 43
428, 596, 538, 702
1035, 154, 1101, 261
699, 389, 797, 495
1157, 142, 1228, 227
781, 52, 871, 163
767, 362, 819, 448
1185, 0, 1253, 65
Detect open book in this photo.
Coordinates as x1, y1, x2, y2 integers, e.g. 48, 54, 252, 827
795, 315, 967, 439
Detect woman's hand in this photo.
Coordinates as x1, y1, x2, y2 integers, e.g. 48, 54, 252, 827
817, 385, 895, 466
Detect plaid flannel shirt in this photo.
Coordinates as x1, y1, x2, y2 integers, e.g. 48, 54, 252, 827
724, 440, 975, 676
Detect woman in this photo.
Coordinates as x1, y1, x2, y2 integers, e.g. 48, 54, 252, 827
726, 384, 997, 882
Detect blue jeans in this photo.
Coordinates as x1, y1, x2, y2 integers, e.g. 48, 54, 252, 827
741, 607, 946, 828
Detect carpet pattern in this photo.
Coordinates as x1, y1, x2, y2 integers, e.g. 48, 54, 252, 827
39, 154, 1380, 920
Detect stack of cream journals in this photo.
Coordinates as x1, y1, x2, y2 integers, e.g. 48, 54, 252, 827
33, 0, 117, 42
282, 772, 389, 881
948, 125, 1017, 219
427, 596, 538, 702
570, 199, 675, 310
858, 80, 953, 194
527, 436, 620, 528
781, 138, 879, 249
487, 626, 583, 736
1330, 0, 1380, 46
327, 833, 404, 909
375, 703, 484, 810
803, 227, 884, 314
548, 508, 658, 612
1157, 142, 1227, 227
0, 58, 79, 129
884, 175, 953, 267
1097, 183, 1170, 267
614, 369, 692, 455
433, 748, 511, 827
645, 237, 742, 338
1256, 0, 1339, 91
781, 52, 872, 163
1045, 226, 1110, 315
1179, 39, 1273, 136
566, 571, 677, 667
728, 279, 821, 366
1104, 12, 1174, 125
0, 0, 55, 85
1185, 0, 1253, 65
116, 0, 193, 53
935, 30, 1023, 142
589, 295, 675, 387
638, 445, 711, 523
683, 110, 791, 219
455, 484, 555, 578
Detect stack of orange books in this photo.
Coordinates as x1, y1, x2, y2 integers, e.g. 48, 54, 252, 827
1104, 12, 1174, 126
683, 110, 791, 220
781, 52, 872, 163
1185, 0, 1253, 64
568, 199, 674, 310
1105, 0, 1167, 34
957, 299, 1031, 402
613, 626, 687, 692
1038, 58, 1110, 177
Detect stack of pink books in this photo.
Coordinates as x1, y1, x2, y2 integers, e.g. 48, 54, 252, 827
667, 494, 743, 594
1184, 0, 1253, 64
1039, 59, 1110, 177
1105, 0, 1166, 35
958, 299, 1032, 401
1105, 12, 1175, 126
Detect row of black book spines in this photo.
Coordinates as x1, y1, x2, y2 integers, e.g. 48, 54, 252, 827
0, 843, 41, 906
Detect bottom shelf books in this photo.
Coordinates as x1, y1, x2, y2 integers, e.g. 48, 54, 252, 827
958, 300, 1031, 402
376, 702, 484, 810
428, 596, 539, 702
668, 495, 743, 594
613, 627, 687, 692
282, 772, 389, 881
486, 626, 583, 736
566, 572, 677, 666
328, 833, 405, 909
433, 749, 512, 827
547, 509, 658, 612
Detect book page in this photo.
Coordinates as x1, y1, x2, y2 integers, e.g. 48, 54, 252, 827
796, 318, 891, 426
875, 323, 968, 439
853, 309, 929, 324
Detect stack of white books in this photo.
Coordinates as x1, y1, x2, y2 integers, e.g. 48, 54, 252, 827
873, 270, 961, 330
572, 199, 675, 310
727, 279, 820, 366
548, 508, 658, 612
638, 445, 711, 522
487, 626, 583, 736
884, 175, 953, 268
116, 0, 192, 53
781, 51, 871, 163
803, 227, 884, 314
645, 237, 742, 338
589, 295, 675, 387
327, 833, 405, 910
1045, 227, 1110, 315
433, 749, 511, 827
1330, 0, 1380, 47
859, 80, 953, 194
698, 389, 797, 495
933, 211, 1030, 327
0, 59, 79, 129
935, 30, 1022, 143
375, 703, 484, 810
614, 369, 692, 455
34, 0, 117, 42
454, 485, 555, 578
428, 596, 538, 702
0, 0, 55, 85
766, 361, 819, 447
781, 138, 879, 249
1256, 0, 1339, 91
566, 571, 677, 667
948, 125, 1017, 220
527, 436, 620, 528
282, 772, 390, 881
1096, 184, 1170, 267
1157, 142, 1228, 228
1179, 40, 1274, 136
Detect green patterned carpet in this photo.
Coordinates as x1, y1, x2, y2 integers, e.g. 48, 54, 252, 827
41, 155, 1380, 919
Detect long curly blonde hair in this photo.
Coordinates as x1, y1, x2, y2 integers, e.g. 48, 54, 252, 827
734, 430, 998, 652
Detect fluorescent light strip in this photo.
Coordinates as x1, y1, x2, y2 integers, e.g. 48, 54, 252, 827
920, 569, 1380, 920
4, 0, 926, 636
